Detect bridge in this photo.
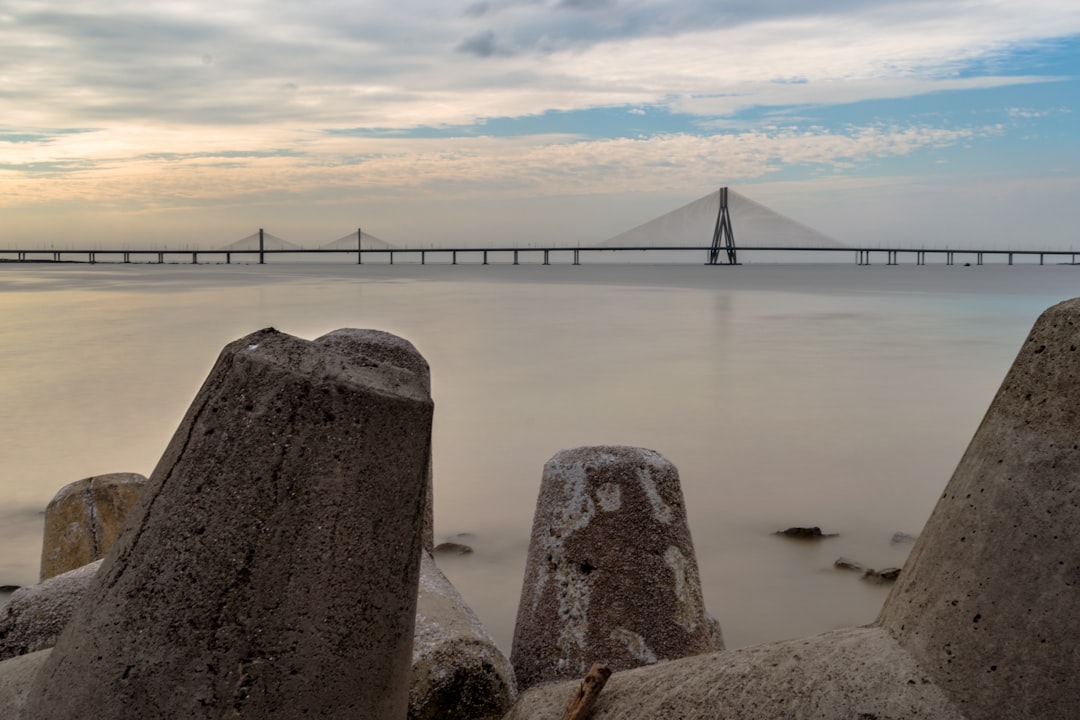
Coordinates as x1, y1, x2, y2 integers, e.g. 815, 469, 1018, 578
1, 188, 1075, 266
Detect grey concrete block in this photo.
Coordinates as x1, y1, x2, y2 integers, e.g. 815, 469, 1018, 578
511, 446, 718, 690
0, 561, 101, 661
0, 649, 51, 720
410, 551, 517, 720
879, 297, 1080, 720
39, 473, 146, 581
503, 627, 966, 719
24, 327, 433, 720
315, 329, 435, 553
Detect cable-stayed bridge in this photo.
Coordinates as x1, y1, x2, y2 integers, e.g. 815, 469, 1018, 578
2, 189, 1075, 266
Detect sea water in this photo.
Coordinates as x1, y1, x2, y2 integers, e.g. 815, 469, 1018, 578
0, 261, 1076, 652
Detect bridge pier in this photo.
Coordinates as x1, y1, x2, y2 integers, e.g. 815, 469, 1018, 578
543, 249, 549, 266
452, 250, 457, 265
1040, 253, 1045, 266
389, 251, 394, 265
887, 250, 897, 266
421, 250, 426, 265
513, 250, 519, 266
946, 251, 954, 266
192, 252, 198, 264
483, 250, 488, 266
226, 252, 231, 264
157, 252, 164, 264
573, 249, 580, 266
1008, 252, 1013, 266
89, 252, 96, 264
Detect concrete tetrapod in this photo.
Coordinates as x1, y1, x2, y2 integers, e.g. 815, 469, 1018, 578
315, 329, 436, 553
39, 473, 146, 581
878, 297, 1080, 720
411, 550, 517, 719
501, 298, 1080, 719
23, 327, 433, 720
0, 560, 102, 662
511, 446, 718, 690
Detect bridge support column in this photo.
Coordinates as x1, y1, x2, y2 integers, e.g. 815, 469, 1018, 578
1040, 253, 1045, 266
226, 252, 231, 265
543, 249, 549, 265
483, 250, 488, 266
89, 252, 96, 264
513, 250, 519, 266
977, 252, 983, 266
123, 252, 130, 264
389, 251, 394, 265
192, 252, 198, 264
1008, 252, 1013, 266
573, 249, 580, 266
158, 252, 164, 264
421, 250, 426, 265
452, 250, 457, 265
947, 251, 954, 266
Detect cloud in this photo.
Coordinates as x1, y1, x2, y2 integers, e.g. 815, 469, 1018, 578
457, 30, 503, 57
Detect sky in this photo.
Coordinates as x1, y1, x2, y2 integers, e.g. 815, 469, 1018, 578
1, 0, 1078, 250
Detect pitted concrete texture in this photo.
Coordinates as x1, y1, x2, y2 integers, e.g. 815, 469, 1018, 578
511, 446, 717, 690
879, 297, 1080, 720
0, 649, 51, 719
24, 327, 433, 720
39, 473, 146, 581
410, 551, 517, 720
0, 561, 101, 661
315, 329, 435, 553
503, 626, 965, 719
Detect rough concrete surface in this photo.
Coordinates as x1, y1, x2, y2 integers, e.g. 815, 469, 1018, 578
879, 297, 1080, 720
411, 551, 517, 720
0, 649, 51, 719
23, 327, 433, 720
39, 473, 146, 581
315, 329, 436, 553
0, 561, 101, 661
504, 626, 966, 720
511, 446, 717, 690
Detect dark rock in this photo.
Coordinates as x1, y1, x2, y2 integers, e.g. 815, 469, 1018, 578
775, 526, 837, 539
433, 542, 474, 557
0, 587, 19, 594
890, 532, 917, 545
834, 557, 867, 573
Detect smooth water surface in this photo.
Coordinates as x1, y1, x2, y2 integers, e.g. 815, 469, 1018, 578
1, 262, 1076, 651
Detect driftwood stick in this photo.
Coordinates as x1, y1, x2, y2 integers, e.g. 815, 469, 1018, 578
560, 663, 612, 720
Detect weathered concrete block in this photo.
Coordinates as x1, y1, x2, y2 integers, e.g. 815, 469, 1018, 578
879, 297, 1080, 720
315, 329, 435, 553
0, 649, 52, 720
24, 327, 433, 720
511, 446, 718, 690
0, 561, 101, 662
39, 473, 146, 581
503, 626, 966, 719
410, 551, 516, 720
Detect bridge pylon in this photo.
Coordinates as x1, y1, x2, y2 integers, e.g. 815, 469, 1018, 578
708, 187, 736, 265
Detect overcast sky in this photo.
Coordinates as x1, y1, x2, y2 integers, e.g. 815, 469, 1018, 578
1, 1, 1078, 249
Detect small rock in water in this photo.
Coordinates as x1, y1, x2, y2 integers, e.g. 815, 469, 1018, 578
433, 542, 474, 556
0, 585, 20, 593
775, 526, 838, 539
891, 532, 918, 545
862, 567, 902, 584
834, 557, 867, 573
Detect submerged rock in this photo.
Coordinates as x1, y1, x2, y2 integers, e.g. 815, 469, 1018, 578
775, 526, 838, 539
433, 542, 474, 557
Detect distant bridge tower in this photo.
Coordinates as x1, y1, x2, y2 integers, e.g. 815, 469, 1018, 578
708, 187, 736, 265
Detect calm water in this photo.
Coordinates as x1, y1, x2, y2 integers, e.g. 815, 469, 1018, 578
1, 261, 1076, 652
